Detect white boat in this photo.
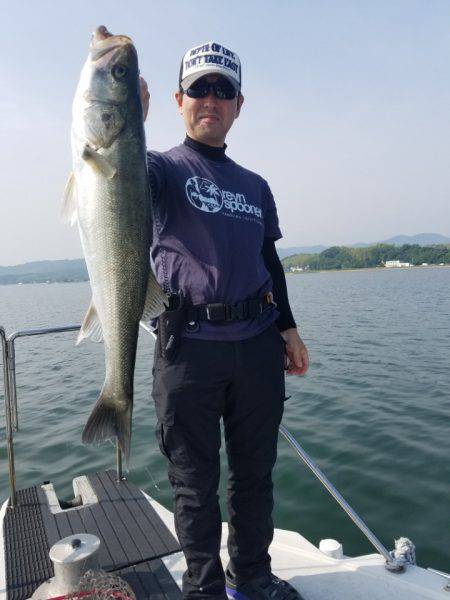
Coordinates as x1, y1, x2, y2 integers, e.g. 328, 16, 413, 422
1, 324, 449, 599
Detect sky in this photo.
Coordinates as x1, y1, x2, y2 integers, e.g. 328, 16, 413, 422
1, 0, 449, 265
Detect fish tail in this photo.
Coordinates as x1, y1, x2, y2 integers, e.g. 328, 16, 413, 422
82, 386, 132, 462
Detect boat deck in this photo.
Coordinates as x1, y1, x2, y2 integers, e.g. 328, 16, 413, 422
2, 470, 182, 599
2, 470, 449, 599
149, 495, 450, 600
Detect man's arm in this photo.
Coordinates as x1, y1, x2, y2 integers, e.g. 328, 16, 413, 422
262, 238, 309, 375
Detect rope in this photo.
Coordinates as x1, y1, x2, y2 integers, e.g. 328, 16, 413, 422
388, 537, 416, 570
47, 569, 136, 600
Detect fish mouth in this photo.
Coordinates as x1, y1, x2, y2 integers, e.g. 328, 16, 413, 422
82, 96, 122, 106
91, 25, 113, 44
90, 25, 134, 61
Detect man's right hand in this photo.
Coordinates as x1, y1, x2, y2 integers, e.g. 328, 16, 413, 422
281, 328, 310, 376
140, 76, 150, 121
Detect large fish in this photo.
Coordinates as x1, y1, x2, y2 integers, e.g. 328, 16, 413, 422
63, 26, 167, 460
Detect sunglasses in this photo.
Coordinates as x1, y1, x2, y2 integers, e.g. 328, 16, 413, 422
185, 78, 238, 100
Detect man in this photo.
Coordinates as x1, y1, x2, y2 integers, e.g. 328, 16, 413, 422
143, 42, 309, 600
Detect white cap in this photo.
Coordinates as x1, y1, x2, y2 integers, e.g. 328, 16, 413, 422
179, 41, 241, 91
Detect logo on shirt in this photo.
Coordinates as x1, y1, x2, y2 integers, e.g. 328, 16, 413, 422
185, 176, 262, 220
185, 177, 223, 213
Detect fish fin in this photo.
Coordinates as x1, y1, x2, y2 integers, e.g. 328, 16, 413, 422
61, 172, 78, 226
77, 300, 103, 344
82, 145, 116, 179
82, 384, 132, 462
141, 270, 169, 323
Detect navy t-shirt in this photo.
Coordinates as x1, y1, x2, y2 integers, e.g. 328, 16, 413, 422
148, 141, 283, 341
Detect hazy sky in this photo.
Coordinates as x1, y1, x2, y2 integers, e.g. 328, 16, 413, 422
1, 1, 449, 265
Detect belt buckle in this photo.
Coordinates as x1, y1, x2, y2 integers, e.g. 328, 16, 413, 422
227, 300, 247, 321
206, 303, 227, 321
225, 304, 234, 321
230, 301, 247, 321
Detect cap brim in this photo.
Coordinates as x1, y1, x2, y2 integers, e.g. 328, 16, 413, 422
180, 68, 240, 92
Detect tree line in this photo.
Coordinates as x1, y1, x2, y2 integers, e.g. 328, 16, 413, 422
281, 244, 450, 272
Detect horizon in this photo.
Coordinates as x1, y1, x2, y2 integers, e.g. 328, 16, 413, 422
1, 231, 449, 268
1, 1, 449, 265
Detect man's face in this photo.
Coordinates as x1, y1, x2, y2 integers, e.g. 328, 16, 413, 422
175, 74, 244, 147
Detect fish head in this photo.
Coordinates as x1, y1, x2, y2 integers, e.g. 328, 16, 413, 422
73, 26, 141, 150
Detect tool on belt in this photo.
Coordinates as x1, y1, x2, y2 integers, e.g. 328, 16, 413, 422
157, 292, 277, 361
156, 290, 186, 362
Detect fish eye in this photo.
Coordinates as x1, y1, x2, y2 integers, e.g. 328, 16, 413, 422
112, 64, 128, 79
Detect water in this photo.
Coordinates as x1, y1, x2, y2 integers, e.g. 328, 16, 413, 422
1, 267, 449, 571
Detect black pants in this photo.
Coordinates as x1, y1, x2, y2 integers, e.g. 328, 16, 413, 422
152, 323, 286, 599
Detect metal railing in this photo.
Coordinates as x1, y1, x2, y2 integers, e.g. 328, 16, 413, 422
0, 324, 126, 507
1, 326, 17, 507
278, 424, 397, 568
1, 323, 405, 571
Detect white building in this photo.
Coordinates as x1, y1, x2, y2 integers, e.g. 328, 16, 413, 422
384, 260, 413, 268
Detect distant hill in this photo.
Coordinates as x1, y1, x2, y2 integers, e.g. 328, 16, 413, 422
1, 232, 449, 284
282, 243, 450, 272
0, 259, 87, 285
384, 233, 450, 245
351, 233, 450, 248
278, 233, 450, 257
276, 246, 327, 259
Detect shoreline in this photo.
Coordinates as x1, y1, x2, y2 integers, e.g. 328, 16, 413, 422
1, 264, 449, 286
285, 264, 450, 275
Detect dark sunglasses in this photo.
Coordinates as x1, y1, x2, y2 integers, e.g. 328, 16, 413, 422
185, 77, 238, 100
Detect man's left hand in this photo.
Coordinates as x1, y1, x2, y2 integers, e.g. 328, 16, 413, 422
280, 328, 309, 375
140, 76, 150, 121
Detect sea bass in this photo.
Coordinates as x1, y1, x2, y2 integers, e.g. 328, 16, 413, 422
63, 26, 167, 460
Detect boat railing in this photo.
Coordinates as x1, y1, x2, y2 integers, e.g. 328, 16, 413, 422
1, 325, 17, 507
0, 323, 409, 572
1, 325, 73, 506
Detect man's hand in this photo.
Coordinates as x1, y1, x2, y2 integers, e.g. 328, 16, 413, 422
280, 328, 309, 376
140, 76, 150, 121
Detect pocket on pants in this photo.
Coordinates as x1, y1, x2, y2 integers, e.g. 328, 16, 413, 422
155, 421, 191, 470
156, 422, 171, 461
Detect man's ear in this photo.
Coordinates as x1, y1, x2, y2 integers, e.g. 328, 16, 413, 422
235, 93, 244, 119
175, 90, 183, 114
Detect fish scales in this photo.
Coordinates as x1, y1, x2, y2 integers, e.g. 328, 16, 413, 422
63, 26, 167, 460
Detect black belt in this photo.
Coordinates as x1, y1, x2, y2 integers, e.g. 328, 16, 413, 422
186, 293, 276, 323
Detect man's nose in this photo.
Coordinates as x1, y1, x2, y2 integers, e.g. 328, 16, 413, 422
203, 87, 218, 103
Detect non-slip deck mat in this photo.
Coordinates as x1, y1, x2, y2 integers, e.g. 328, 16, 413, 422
3, 485, 53, 600
117, 558, 182, 599
4, 470, 181, 599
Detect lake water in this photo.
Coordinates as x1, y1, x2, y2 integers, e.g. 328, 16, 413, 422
0, 267, 449, 571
